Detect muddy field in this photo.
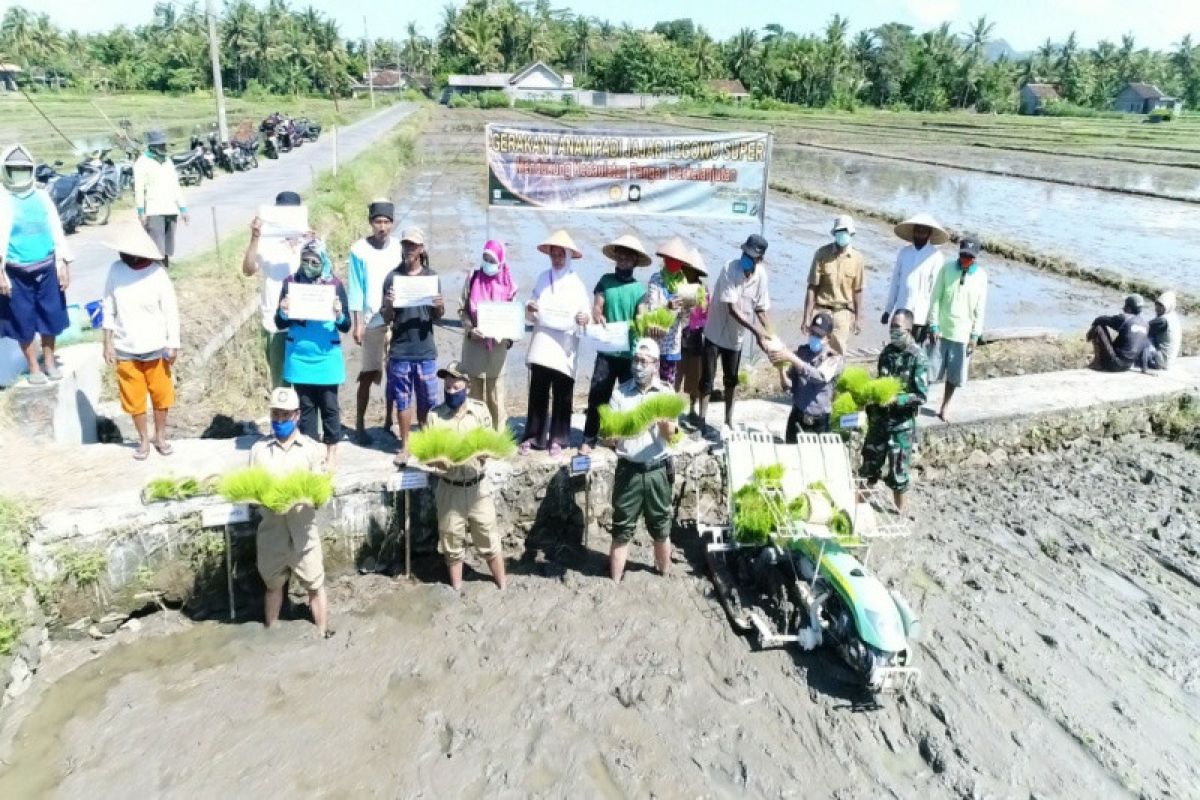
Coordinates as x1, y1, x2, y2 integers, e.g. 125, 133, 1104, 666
2, 434, 1198, 798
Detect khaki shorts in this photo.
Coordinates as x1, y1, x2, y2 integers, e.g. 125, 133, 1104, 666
256, 508, 325, 591
435, 478, 500, 563
360, 324, 387, 377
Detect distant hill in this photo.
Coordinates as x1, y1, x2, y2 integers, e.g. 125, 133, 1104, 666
985, 39, 1028, 62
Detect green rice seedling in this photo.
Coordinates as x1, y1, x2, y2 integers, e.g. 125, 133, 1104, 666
410, 426, 518, 464
263, 470, 334, 513
733, 484, 774, 544
788, 494, 810, 521
408, 427, 458, 463
598, 393, 688, 439
861, 377, 902, 406
829, 510, 860, 545
807, 481, 834, 504
831, 392, 859, 421
143, 477, 180, 503
836, 365, 871, 400
456, 427, 518, 461
218, 467, 275, 506
631, 308, 677, 338
752, 463, 784, 488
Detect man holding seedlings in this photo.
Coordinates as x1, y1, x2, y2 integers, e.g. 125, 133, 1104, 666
606, 339, 677, 581
767, 311, 844, 440
701, 234, 772, 432
860, 310, 928, 513
883, 214, 947, 345
347, 199, 403, 443
805, 215, 864, 355
250, 386, 331, 638
927, 234, 988, 422
1086, 294, 1150, 373
426, 361, 507, 591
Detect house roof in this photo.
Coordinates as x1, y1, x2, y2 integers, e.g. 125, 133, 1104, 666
1123, 82, 1166, 100
509, 61, 563, 86
708, 79, 749, 96
1023, 83, 1060, 99
447, 72, 512, 88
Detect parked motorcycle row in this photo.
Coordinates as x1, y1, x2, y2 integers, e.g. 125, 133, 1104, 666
34, 113, 321, 235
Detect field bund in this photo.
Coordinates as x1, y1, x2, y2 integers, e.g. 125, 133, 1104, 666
3, 358, 1197, 635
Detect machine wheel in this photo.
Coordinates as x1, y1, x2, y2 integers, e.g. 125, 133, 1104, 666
81, 195, 111, 226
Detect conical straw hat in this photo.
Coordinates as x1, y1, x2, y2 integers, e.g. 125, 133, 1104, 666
536, 229, 582, 259
894, 213, 949, 245
602, 233, 652, 267
685, 245, 708, 277
103, 223, 163, 261
655, 236, 695, 266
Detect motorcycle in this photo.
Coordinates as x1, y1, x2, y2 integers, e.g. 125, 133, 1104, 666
190, 135, 216, 181
294, 117, 321, 143
207, 131, 237, 174
172, 147, 206, 187
75, 150, 120, 225
232, 136, 259, 171
275, 121, 294, 153
34, 163, 84, 234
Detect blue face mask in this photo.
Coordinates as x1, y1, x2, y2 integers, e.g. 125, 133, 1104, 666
445, 388, 467, 409
808, 335, 824, 352
834, 231, 852, 248
739, 254, 755, 273
480, 259, 500, 277
271, 418, 296, 440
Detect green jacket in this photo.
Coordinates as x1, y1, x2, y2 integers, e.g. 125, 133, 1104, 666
928, 260, 988, 344
867, 341, 928, 431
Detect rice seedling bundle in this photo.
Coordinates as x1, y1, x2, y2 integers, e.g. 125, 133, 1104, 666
789, 490, 833, 524
217, 467, 275, 505
263, 470, 334, 513
142, 475, 217, 503
409, 426, 518, 465
836, 366, 871, 399
631, 307, 678, 338
598, 393, 688, 439
831, 392, 859, 421
752, 463, 784, 488
733, 484, 774, 545
861, 376, 902, 406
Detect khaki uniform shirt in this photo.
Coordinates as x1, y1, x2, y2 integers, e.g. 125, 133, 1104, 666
807, 243, 865, 310
248, 433, 326, 547
425, 398, 495, 483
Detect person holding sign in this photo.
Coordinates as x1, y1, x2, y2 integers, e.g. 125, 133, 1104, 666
581, 234, 652, 455
519, 229, 591, 458
242, 191, 306, 389
606, 338, 676, 581
641, 236, 706, 387
459, 239, 517, 431
381, 227, 444, 466
348, 199, 403, 444
275, 238, 351, 466
426, 361, 507, 591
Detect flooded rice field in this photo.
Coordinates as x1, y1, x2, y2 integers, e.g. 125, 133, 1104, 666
2, 435, 1198, 798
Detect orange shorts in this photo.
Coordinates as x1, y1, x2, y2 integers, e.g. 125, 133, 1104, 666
117, 358, 175, 415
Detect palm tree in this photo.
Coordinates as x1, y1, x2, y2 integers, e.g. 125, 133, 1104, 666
455, 8, 502, 72
726, 27, 758, 83
694, 29, 719, 80
568, 17, 593, 77
958, 14, 995, 107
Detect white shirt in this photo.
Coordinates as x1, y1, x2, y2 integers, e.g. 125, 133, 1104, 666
132, 154, 186, 217
349, 235, 403, 328
525, 266, 592, 377
885, 244, 943, 326
101, 260, 180, 354
611, 377, 671, 464
256, 238, 302, 333
703, 259, 770, 351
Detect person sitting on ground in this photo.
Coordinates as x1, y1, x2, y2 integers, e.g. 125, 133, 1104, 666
520, 229, 591, 458
0, 143, 75, 386
883, 213, 947, 345
606, 338, 677, 581
426, 361, 507, 591
804, 215, 863, 355
1145, 291, 1181, 371
701, 234, 772, 432
276, 238, 351, 467
928, 234, 988, 422
460, 239, 517, 431
581, 234, 653, 454
1086, 294, 1149, 373
100, 224, 180, 460
641, 236, 705, 387
860, 309, 928, 514
767, 311, 845, 440
242, 190, 307, 389
381, 227, 444, 466
347, 199, 403, 443
250, 386, 332, 638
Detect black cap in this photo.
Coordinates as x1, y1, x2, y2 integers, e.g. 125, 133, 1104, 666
741, 234, 768, 259
368, 200, 394, 221
275, 191, 302, 207
958, 234, 982, 257
1123, 294, 1144, 314
810, 311, 834, 337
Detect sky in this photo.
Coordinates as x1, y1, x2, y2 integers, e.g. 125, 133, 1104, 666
19, 0, 1200, 53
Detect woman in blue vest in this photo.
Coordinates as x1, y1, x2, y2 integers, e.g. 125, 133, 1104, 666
0, 144, 75, 385
275, 238, 351, 465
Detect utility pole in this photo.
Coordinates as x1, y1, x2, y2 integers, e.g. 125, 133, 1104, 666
364, 17, 375, 109
206, 0, 229, 142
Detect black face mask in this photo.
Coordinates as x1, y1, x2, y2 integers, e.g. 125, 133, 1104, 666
614, 265, 635, 280
913, 236, 929, 249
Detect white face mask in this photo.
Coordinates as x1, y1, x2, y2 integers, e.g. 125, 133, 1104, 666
480, 259, 499, 277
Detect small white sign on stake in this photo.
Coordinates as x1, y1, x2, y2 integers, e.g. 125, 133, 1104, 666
201, 503, 251, 528
388, 469, 429, 491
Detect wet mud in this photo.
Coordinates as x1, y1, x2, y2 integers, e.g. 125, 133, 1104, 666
2, 436, 1198, 797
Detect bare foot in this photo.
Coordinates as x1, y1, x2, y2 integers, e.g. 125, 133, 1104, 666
937, 408, 949, 422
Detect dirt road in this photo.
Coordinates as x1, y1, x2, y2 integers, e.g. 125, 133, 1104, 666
1, 434, 1197, 798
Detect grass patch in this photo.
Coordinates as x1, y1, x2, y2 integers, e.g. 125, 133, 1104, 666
0, 497, 37, 655
57, 547, 107, 588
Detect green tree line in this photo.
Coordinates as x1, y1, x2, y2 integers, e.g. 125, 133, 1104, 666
3, 0, 1198, 112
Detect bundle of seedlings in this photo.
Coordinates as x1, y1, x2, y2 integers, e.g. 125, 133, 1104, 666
408, 426, 518, 468
598, 393, 688, 439
631, 308, 678, 338
217, 467, 334, 513
141, 475, 218, 504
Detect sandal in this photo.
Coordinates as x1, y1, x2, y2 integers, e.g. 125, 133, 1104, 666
548, 443, 563, 458
26, 372, 48, 386
133, 443, 150, 461
393, 449, 410, 468
44, 364, 62, 381
518, 440, 534, 456
154, 440, 174, 456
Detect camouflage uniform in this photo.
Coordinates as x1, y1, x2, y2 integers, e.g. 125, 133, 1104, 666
860, 341, 928, 493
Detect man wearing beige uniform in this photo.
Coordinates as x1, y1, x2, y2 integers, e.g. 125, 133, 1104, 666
250, 386, 332, 637
804, 214, 865, 355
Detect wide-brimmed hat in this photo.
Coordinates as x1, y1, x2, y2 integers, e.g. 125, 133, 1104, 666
602, 234, 652, 267
146, 130, 168, 147
686, 245, 709, 277
655, 236, 696, 266
104, 224, 163, 261
400, 226, 425, 245
894, 213, 949, 245
536, 229, 582, 259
